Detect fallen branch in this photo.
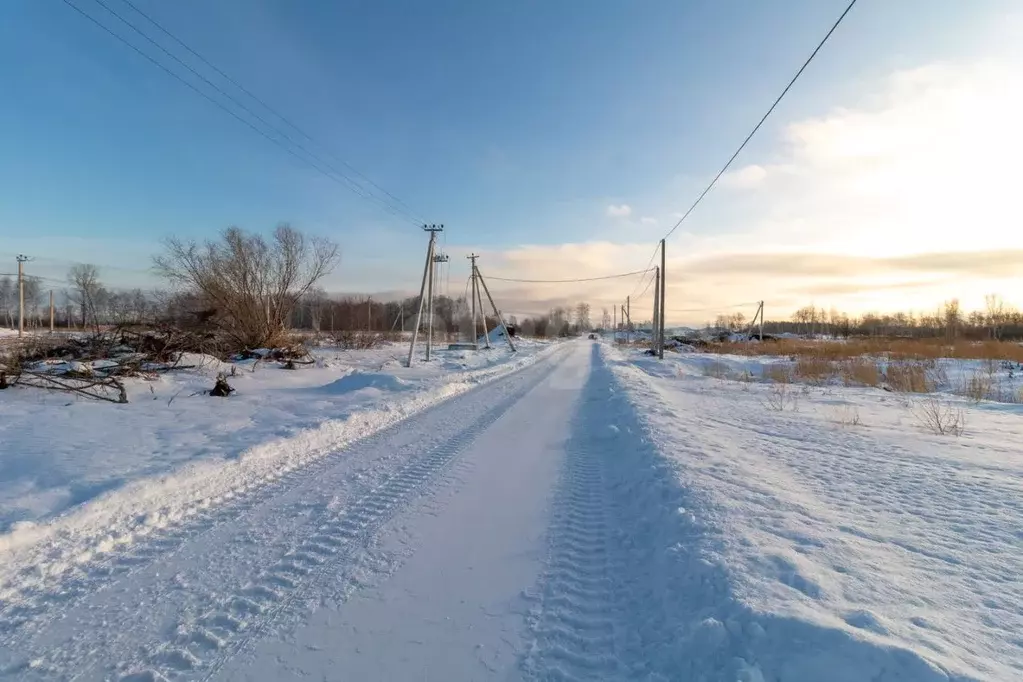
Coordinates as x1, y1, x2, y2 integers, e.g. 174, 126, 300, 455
14, 370, 128, 403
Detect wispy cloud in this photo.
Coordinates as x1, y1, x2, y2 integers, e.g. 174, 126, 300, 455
720, 164, 768, 189
606, 204, 632, 218
640, 216, 658, 226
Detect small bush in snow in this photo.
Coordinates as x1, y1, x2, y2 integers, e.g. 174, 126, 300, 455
912, 396, 966, 436
764, 382, 799, 412
834, 406, 863, 426
333, 330, 382, 351
701, 361, 731, 380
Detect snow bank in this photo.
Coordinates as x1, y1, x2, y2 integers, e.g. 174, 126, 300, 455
313, 371, 411, 394
604, 342, 1022, 680
0, 340, 560, 598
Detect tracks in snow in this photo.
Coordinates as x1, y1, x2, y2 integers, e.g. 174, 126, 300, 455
522, 345, 739, 682
1, 348, 564, 681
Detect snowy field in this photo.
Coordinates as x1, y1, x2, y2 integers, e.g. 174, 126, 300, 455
0, 339, 554, 582
610, 344, 1023, 681
0, 337, 1018, 680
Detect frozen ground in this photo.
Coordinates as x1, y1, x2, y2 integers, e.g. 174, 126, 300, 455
0, 340, 553, 533
611, 344, 1023, 681
0, 339, 1018, 680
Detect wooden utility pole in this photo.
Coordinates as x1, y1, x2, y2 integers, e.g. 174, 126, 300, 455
16, 255, 28, 338
613, 305, 617, 343
659, 238, 666, 359
467, 254, 480, 350
652, 267, 660, 354
626, 296, 631, 345
475, 265, 515, 352
367, 296, 372, 332
49, 290, 54, 333
407, 225, 443, 366
431, 251, 449, 352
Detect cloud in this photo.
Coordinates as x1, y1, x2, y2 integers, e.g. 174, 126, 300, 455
430, 47, 1023, 324
721, 164, 768, 189
640, 216, 658, 226
439, 240, 1023, 324
739, 58, 1023, 256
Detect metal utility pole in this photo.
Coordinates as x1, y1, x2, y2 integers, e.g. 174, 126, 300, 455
475, 265, 515, 352
49, 290, 54, 333
467, 254, 480, 350
407, 224, 443, 366
16, 255, 28, 338
658, 238, 666, 360
652, 267, 660, 354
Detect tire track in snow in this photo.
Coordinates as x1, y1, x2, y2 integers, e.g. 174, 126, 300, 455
523, 344, 747, 681
524, 435, 620, 681
102, 352, 563, 682
0, 347, 564, 645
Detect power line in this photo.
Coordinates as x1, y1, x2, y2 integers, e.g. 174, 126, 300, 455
88, 0, 422, 225
661, 0, 857, 243
630, 255, 660, 298
61, 0, 424, 227
665, 301, 760, 314
485, 268, 654, 284
636, 271, 658, 299
115, 0, 428, 226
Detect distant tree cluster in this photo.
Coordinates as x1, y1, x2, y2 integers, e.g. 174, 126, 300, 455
708, 296, 1023, 341
516, 303, 592, 338
0, 266, 156, 331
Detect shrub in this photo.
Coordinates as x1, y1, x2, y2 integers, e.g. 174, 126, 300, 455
701, 361, 731, 380
886, 362, 933, 393
841, 358, 880, 387
764, 382, 798, 412
911, 397, 966, 436
794, 356, 833, 385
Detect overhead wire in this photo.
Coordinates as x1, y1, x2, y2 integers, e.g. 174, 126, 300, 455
660, 0, 857, 243
665, 301, 760, 314
63, 0, 425, 227
485, 268, 654, 284
89, 0, 423, 226
631, 0, 858, 299
117, 0, 428, 226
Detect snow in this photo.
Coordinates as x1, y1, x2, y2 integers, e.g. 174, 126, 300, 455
0, 340, 556, 591
609, 343, 1023, 681
0, 338, 1018, 680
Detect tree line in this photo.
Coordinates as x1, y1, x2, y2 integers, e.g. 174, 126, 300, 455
2, 225, 599, 347
712, 296, 1023, 341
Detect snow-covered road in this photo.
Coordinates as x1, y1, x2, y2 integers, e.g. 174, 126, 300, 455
1, 341, 1013, 681
0, 342, 585, 681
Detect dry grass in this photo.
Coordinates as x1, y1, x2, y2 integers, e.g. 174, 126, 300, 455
886, 362, 933, 393
794, 356, 834, 385
763, 364, 793, 384
841, 358, 881, 387
701, 360, 732, 380
708, 338, 1023, 363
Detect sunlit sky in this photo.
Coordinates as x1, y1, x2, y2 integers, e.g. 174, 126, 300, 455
1, 0, 1021, 325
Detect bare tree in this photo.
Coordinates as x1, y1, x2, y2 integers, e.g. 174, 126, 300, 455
985, 294, 1006, 340
574, 302, 591, 331
68, 264, 102, 330
943, 299, 961, 343
0, 276, 15, 328
153, 224, 339, 348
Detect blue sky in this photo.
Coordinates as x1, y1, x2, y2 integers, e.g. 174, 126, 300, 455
1, 0, 1019, 318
